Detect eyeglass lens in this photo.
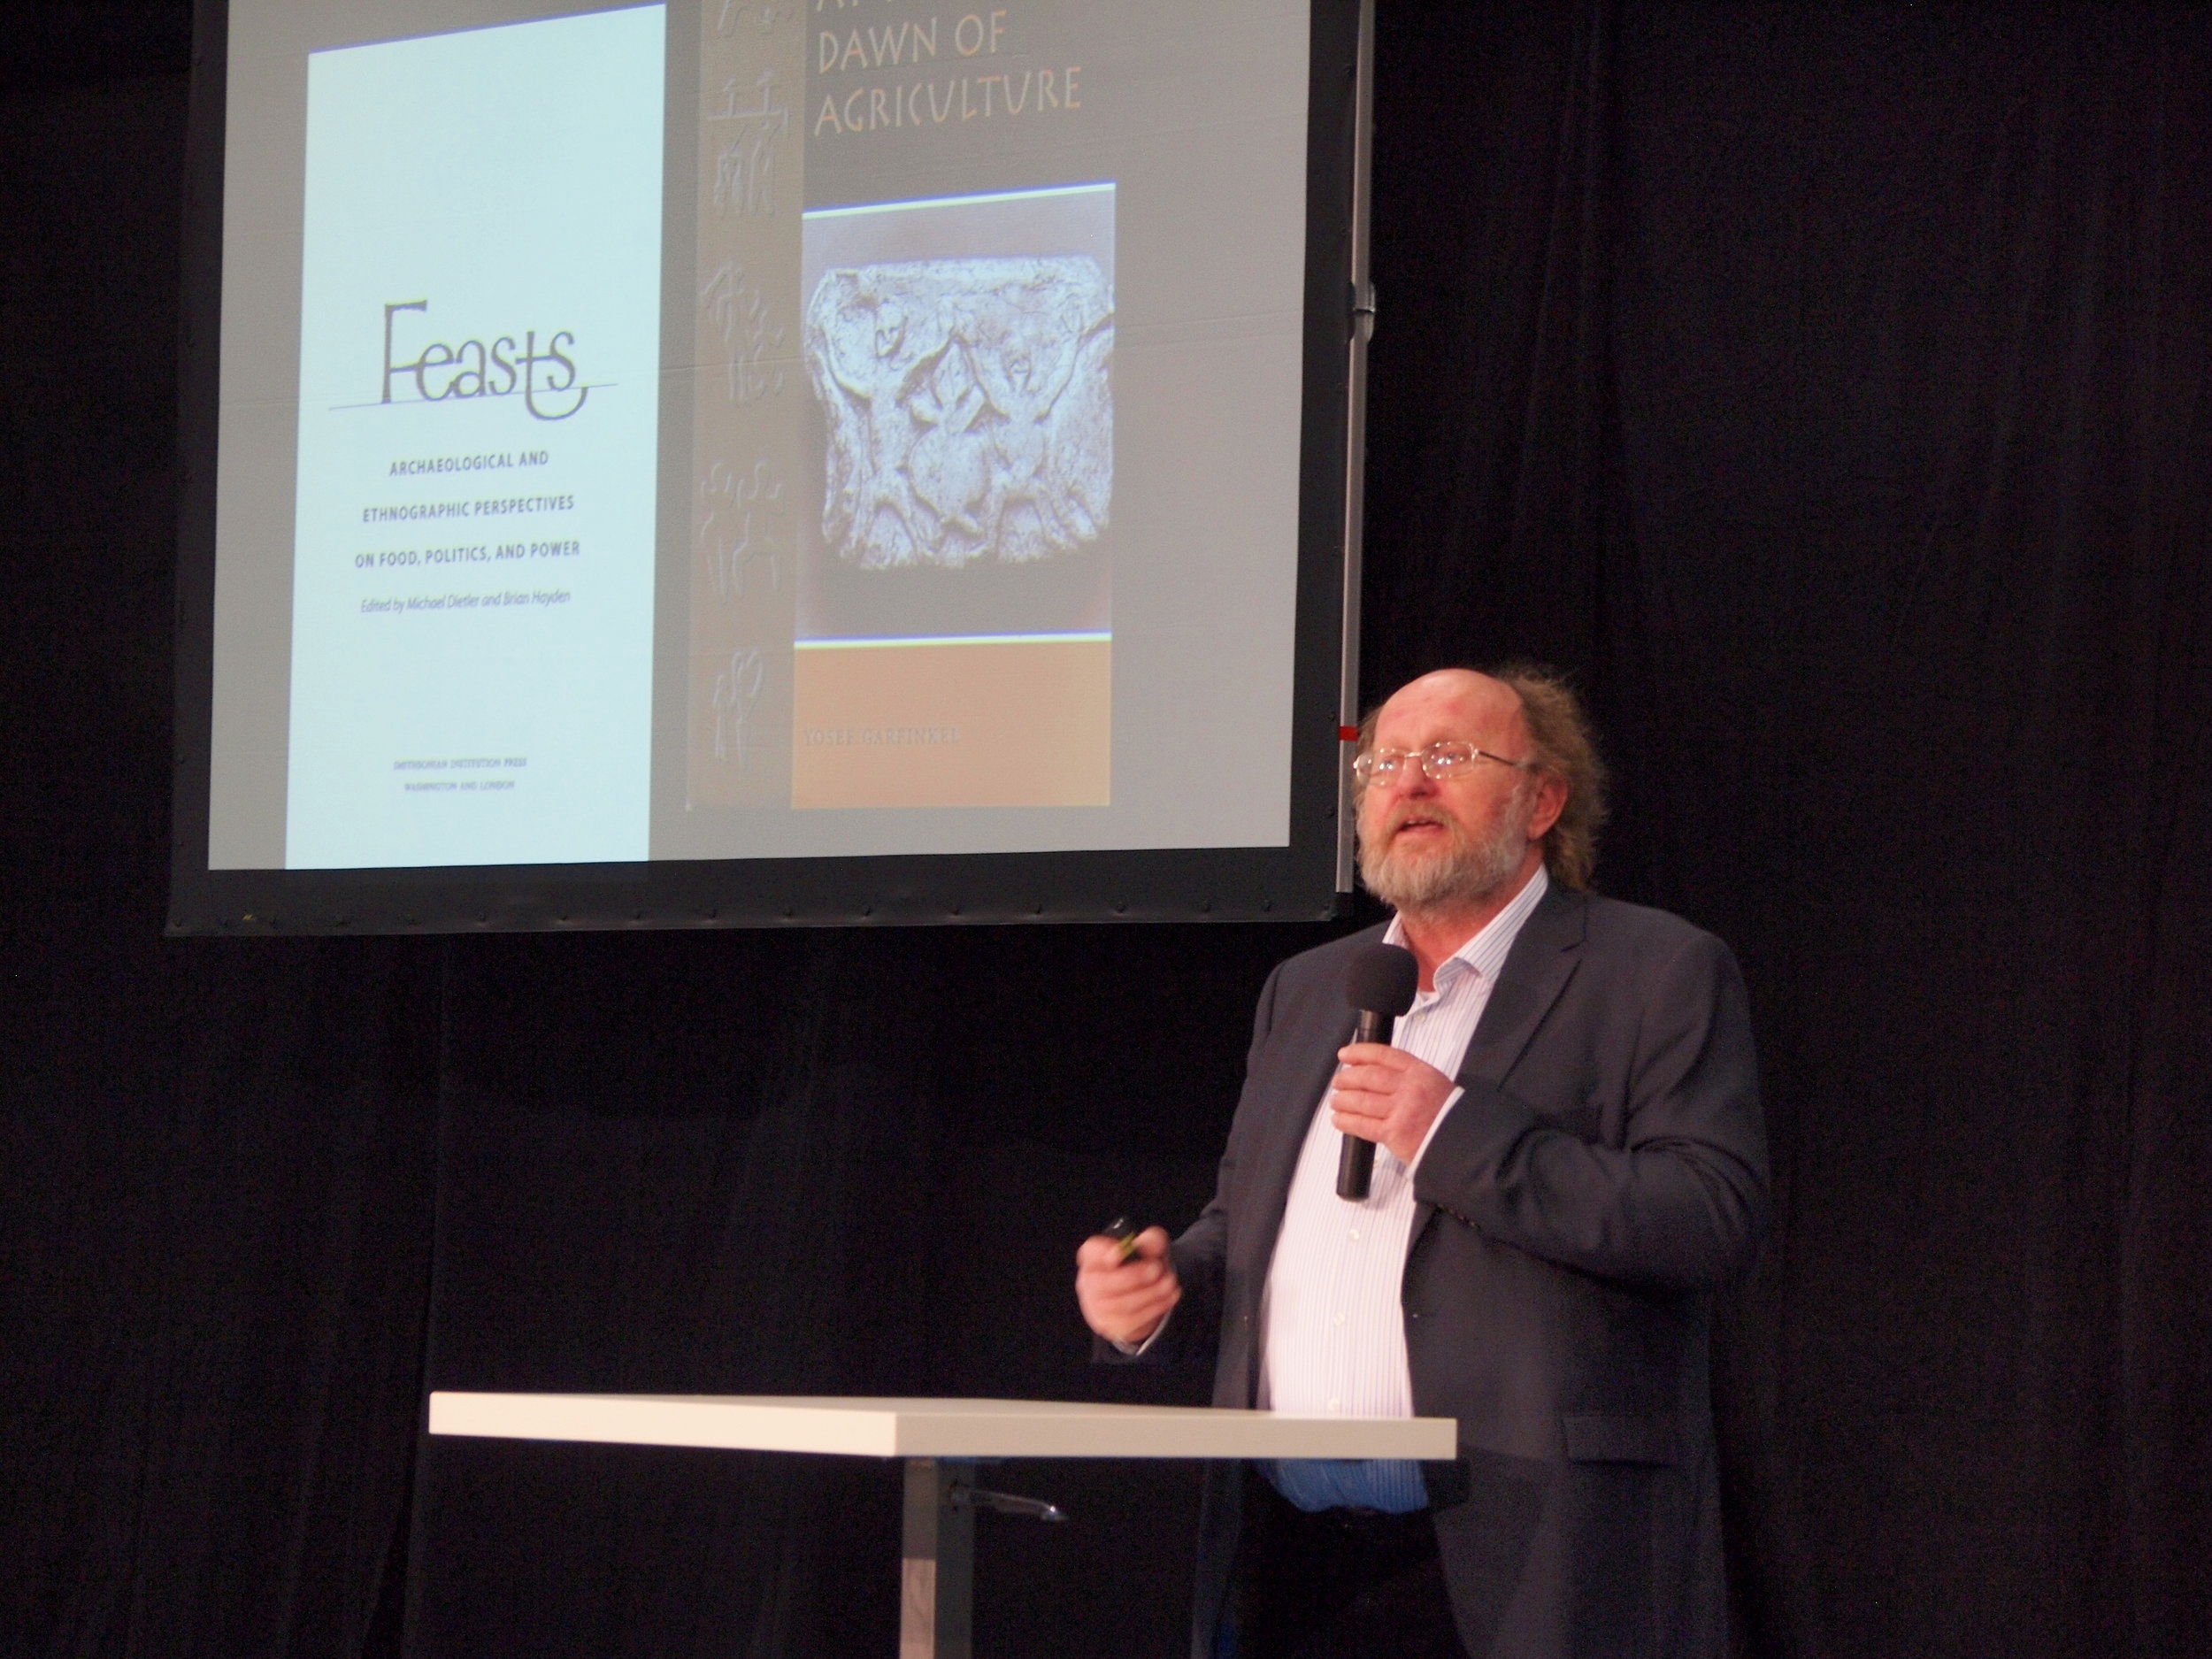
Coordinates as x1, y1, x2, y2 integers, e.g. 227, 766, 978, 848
1356, 743, 1478, 781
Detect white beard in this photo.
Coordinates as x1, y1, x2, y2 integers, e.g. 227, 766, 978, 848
1357, 783, 1533, 916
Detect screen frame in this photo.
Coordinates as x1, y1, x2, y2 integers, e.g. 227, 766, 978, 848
167, 0, 1369, 935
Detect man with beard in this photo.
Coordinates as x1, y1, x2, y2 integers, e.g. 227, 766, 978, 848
1076, 666, 1769, 1659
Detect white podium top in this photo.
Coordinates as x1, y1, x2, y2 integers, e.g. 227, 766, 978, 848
427, 1393, 1457, 1462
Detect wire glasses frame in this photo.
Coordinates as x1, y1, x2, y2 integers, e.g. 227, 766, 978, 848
1351, 741, 1539, 787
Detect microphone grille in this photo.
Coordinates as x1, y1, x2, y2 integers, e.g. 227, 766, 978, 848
1345, 942, 1419, 1017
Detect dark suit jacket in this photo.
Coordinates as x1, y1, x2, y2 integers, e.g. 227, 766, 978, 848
1154, 884, 1770, 1659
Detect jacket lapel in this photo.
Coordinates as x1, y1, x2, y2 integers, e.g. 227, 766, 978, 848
1234, 932, 1384, 1317
1408, 886, 1588, 1244
1248, 1003, 1359, 1243
1454, 884, 1587, 1092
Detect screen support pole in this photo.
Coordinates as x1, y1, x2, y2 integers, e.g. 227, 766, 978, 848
1336, 0, 1379, 899
901, 1456, 976, 1659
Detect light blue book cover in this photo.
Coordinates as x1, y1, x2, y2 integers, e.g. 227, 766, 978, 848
286, 4, 665, 868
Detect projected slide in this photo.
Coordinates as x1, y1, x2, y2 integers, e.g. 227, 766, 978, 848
283, 7, 665, 868
205, 0, 1315, 877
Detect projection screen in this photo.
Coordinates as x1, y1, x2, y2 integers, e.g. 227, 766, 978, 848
168, 0, 1371, 933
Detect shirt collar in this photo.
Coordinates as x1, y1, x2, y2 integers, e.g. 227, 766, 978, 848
1383, 863, 1552, 995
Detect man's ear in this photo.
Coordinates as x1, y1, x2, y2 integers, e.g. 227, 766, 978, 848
1526, 773, 1569, 841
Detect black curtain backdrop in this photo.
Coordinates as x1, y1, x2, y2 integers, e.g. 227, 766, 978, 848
4, 5, 2208, 1658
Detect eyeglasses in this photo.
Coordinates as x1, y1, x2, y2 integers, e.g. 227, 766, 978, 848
1351, 741, 1538, 786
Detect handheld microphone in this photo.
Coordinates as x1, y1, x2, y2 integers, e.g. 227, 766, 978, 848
1335, 942, 1420, 1200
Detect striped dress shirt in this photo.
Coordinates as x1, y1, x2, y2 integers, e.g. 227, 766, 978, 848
1257, 865, 1550, 1510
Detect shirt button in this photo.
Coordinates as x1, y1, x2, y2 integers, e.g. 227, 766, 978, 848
1348, 1228, 1361, 1241
1327, 1398, 1340, 1412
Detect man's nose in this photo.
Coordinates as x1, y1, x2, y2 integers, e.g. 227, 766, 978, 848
1395, 757, 1440, 797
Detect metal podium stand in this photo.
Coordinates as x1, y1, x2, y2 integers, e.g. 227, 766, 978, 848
428, 1393, 1455, 1659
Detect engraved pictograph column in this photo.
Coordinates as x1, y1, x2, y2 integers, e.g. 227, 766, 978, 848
687, 2, 803, 806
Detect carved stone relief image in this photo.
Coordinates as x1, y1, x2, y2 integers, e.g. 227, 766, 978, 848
795, 184, 1115, 644
803, 256, 1113, 571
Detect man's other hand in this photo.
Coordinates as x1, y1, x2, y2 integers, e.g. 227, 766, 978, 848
1075, 1226, 1180, 1348
1328, 1042, 1458, 1167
